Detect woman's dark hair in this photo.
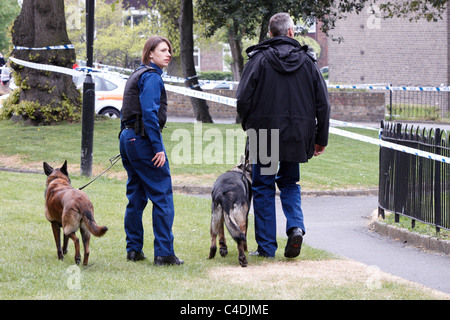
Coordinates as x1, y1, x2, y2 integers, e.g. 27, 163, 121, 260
141, 36, 173, 65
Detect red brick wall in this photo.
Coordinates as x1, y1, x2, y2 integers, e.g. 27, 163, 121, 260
167, 89, 386, 122
199, 44, 224, 71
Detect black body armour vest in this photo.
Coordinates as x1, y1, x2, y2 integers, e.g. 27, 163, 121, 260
121, 65, 167, 135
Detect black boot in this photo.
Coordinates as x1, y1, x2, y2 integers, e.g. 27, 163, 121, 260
154, 255, 184, 266
127, 251, 147, 262
284, 228, 303, 258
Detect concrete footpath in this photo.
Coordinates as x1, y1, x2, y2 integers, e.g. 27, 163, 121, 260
274, 195, 450, 295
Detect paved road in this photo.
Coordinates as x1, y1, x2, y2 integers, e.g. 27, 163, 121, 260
274, 195, 450, 294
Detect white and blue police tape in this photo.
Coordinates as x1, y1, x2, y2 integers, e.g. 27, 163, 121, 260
330, 127, 450, 163
72, 61, 450, 92
164, 85, 373, 130
9, 56, 82, 77
164, 85, 450, 163
165, 84, 238, 107
163, 74, 238, 88
7, 57, 449, 163
13, 44, 75, 51
329, 84, 450, 92
329, 119, 378, 131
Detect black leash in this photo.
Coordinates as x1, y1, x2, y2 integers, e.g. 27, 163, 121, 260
78, 154, 121, 190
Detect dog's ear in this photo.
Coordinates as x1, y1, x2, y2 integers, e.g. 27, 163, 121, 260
43, 162, 53, 176
60, 160, 69, 177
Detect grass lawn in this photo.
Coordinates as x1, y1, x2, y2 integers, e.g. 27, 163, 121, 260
0, 118, 447, 300
0, 170, 447, 300
0, 118, 380, 190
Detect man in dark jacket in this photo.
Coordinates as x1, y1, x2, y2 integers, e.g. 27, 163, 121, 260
236, 12, 330, 259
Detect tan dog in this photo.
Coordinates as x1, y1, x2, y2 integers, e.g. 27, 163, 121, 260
44, 161, 108, 265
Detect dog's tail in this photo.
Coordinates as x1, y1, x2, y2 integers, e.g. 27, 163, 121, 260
223, 205, 247, 243
83, 210, 108, 237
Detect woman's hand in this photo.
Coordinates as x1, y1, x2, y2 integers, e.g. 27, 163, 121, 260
152, 151, 166, 167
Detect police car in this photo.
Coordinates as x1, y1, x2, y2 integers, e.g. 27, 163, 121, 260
73, 69, 127, 118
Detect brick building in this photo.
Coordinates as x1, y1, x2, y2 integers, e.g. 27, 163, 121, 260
327, 2, 449, 86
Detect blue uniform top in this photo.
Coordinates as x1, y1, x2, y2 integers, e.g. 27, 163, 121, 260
138, 62, 164, 153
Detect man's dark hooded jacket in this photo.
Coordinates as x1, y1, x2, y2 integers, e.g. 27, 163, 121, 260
236, 36, 330, 163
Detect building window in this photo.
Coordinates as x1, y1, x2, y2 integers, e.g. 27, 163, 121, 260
222, 44, 231, 72
194, 46, 200, 71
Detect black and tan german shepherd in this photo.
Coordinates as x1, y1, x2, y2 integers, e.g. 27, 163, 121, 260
209, 156, 252, 267
43, 161, 108, 265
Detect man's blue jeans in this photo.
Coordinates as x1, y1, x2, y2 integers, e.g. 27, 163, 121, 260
252, 161, 305, 257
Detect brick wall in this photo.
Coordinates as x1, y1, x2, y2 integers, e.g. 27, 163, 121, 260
167, 89, 386, 122
328, 2, 449, 87
329, 91, 385, 121
167, 89, 237, 119
199, 43, 224, 71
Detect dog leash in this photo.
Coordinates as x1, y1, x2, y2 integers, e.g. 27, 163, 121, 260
78, 154, 122, 191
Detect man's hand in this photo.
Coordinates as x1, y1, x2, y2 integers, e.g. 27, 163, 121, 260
314, 144, 326, 156
152, 151, 166, 167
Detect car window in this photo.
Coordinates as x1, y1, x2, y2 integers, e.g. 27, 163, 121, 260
73, 73, 120, 91
102, 78, 118, 91
94, 77, 104, 90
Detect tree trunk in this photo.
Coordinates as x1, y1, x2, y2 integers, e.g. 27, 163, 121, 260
227, 21, 244, 82
179, 0, 213, 123
10, 0, 81, 125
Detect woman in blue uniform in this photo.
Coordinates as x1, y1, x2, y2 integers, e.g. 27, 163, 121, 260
119, 36, 183, 266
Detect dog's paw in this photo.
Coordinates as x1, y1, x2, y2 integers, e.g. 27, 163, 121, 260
219, 246, 228, 257
208, 247, 217, 259
239, 255, 248, 267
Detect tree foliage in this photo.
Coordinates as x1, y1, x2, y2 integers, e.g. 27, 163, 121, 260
379, 0, 448, 22
0, 0, 20, 53
67, 0, 157, 69
197, 0, 449, 42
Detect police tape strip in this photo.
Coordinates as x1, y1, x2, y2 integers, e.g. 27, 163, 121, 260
164, 85, 378, 131
330, 127, 450, 163
75, 61, 450, 92
329, 119, 378, 131
9, 56, 83, 77
165, 84, 238, 107
13, 44, 75, 51
163, 74, 239, 86
8, 56, 449, 163
329, 84, 450, 92
165, 84, 450, 163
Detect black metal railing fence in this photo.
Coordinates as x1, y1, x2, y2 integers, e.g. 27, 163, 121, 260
378, 121, 450, 232
386, 89, 450, 121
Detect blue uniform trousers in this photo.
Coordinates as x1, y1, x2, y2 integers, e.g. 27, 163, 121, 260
252, 161, 305, 257
119, 128, 175, 257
